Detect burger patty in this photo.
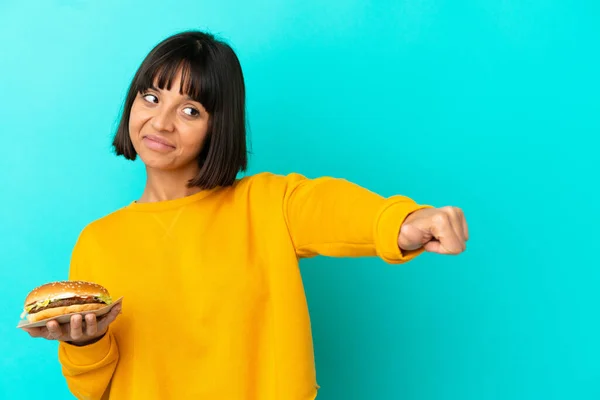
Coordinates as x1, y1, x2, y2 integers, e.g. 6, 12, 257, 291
28, 297, 105, 314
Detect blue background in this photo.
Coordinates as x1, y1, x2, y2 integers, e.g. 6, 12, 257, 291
1, 0, 598, 399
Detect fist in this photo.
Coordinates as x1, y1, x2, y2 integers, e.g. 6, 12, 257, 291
398, 206, 469, 255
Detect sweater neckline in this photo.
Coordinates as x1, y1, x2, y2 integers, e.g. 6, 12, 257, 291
125, 187, 220, 212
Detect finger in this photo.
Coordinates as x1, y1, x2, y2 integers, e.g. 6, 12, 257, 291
423, 239, 452, 254
98, 304, 122, 331
85, 314, 98, 336
424, 238, 461, 255
70, 314, 83, 341
452, 207, 469, 242
446, 207, 467, 250
430, 213, 464, 254
46, 320, 63, 340
23, 327, 45, 338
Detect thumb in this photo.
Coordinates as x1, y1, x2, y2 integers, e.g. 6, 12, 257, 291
398, 222, 432, 251
98, 304, 122, 330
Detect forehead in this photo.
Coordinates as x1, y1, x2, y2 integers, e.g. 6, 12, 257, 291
153, 68, 191, 94
151, 72, 189, 96
139, 61, 203, 101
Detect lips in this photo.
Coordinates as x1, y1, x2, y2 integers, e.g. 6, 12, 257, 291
142, 135, 176, 152
144, 134, 175, 147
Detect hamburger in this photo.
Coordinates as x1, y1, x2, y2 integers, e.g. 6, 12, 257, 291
21, 281, 113, 322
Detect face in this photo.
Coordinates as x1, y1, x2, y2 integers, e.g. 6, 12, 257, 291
128, 73, 210, 172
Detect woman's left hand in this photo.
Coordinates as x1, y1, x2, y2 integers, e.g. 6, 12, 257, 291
398, 207, 469, 255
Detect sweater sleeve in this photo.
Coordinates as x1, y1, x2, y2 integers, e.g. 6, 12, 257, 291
281, 173, 433, 263
57, 229, 120, 400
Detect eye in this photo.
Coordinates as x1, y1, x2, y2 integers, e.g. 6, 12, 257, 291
142, 93, 158, 103
183, 107, 200, 117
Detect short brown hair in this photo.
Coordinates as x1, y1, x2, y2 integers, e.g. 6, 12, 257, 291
112, 30, 248, 189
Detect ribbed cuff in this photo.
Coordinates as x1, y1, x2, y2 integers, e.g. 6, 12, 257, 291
374, 195, 433, 264
59, 330, 113, 367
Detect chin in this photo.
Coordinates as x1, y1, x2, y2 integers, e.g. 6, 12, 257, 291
140, 156, 178, 171
139, 151, 197, 173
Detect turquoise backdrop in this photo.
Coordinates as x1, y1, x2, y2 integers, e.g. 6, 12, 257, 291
1, 0, 598, 399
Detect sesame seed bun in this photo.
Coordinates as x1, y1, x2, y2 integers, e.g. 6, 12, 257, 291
25, 281, 110, 306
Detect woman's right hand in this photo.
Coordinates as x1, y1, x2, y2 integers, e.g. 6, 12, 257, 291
22, 303, 122, 346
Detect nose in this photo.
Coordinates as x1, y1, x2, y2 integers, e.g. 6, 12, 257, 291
150, 106, 175, 133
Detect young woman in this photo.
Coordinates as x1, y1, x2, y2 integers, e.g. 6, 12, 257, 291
24, 31, 468, 400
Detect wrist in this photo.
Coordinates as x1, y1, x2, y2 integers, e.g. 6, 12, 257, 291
65, 332, 106, 347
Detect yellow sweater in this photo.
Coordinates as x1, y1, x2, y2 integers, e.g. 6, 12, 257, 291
58, 172, 428, 400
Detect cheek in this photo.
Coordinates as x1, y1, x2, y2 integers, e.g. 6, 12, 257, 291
180, 124, 209, 153
128, 107, 143, 138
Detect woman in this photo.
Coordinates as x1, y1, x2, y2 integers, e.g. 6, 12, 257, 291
24, 31, 468, 400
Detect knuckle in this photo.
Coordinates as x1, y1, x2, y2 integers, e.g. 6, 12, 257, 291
432, 213, 449, 226
442, 205, 462, 217
446, 206, 462, 217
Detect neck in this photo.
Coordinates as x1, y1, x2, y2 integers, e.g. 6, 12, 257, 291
138, 165, 202, 203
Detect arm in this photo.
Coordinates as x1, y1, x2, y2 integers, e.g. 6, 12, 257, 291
57, 230, 120, 400
281, 173, 433, 263
59, 330, 119, 400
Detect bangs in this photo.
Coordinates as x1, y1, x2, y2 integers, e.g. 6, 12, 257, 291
134, 52, 218, 112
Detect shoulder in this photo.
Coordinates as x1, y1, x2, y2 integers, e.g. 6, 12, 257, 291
73, 207, 129, 247
233, 171, 347, 194
229, 171, 351, 201
235, 171, 307, 186
229, 172, 311, 199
